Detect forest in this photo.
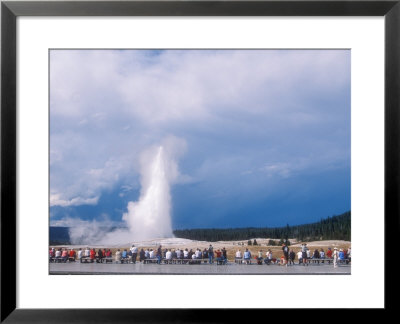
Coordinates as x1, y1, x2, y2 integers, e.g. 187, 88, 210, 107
173, 211, 351, 242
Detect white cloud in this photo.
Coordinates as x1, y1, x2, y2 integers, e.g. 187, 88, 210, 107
260, 163, 292, 178
50, 194, 99, 207
51, 213, 124, 227
50, 153, 134, 207
50, 50, 349, 124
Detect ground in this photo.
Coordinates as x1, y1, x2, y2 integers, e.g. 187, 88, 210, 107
50, 260, 350, 275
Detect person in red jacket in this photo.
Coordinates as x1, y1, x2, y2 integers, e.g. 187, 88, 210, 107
49, 248, 55, 262
90, 248, 96, 262
326, 247, 333, 264
61, 249, 68, 263
69, 249, 76, 261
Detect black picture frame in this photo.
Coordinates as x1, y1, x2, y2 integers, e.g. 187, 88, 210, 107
1, 0, 398, 321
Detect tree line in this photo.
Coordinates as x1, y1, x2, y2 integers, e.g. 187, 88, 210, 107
173, 211, 351, 242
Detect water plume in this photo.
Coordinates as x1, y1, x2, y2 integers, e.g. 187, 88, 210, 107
123, 136, 187, 241
122, 146, 173, 239
67, 136, 186, 245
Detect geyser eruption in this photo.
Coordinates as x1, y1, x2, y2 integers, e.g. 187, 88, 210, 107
120, 136, 186, 241
68, 136, 186, 245
123, 146, 173, 240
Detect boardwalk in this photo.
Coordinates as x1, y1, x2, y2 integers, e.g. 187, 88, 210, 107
50, 262, 350, 275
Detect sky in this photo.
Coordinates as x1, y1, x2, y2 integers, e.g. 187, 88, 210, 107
50, 49, 350, 230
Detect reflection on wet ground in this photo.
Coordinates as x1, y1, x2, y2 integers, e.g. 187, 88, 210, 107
50, 262, 351, 275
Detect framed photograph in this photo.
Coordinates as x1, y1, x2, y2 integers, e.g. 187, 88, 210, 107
1, 0, 398, 321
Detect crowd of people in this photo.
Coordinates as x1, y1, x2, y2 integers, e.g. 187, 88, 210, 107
49, 244, 229, 264
236, 243, 351, 267
273, 243, 351, 268
49, 243, 351, 267
134, 244, 229, 264
49, 247, 113, 263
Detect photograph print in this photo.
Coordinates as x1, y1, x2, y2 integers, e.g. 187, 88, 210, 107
49, 49, 351, 275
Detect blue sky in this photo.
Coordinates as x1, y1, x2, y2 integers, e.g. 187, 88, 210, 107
50, 49, 350, 229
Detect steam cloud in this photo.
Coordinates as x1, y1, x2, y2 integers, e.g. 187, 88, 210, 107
68, 136, 186, 245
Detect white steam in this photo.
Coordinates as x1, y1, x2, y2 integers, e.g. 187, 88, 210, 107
68, 136, 187, 245
123, 148, 170, 239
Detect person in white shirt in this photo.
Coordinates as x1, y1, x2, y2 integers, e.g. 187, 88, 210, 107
84, 247, 90, 257
320, 250, 325, 259
235, 250, 242, 263
166, 249, 172, 260
145, 249, 150, 259
190, 252, 198, 264
196, 249, 202, 259
115, 249, 122, 263
149, 249, 155, 259
297, 250, 303, 264
265, 249, 273, 264
183, 249, 189, 259
176, 249, 181, 259
333, 247, 339, 268
263, 250, 269, 264
78, 248, 83, 261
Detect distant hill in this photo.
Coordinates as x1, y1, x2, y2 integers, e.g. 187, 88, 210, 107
49, 226, 70, 245
50, 211, 350, 245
